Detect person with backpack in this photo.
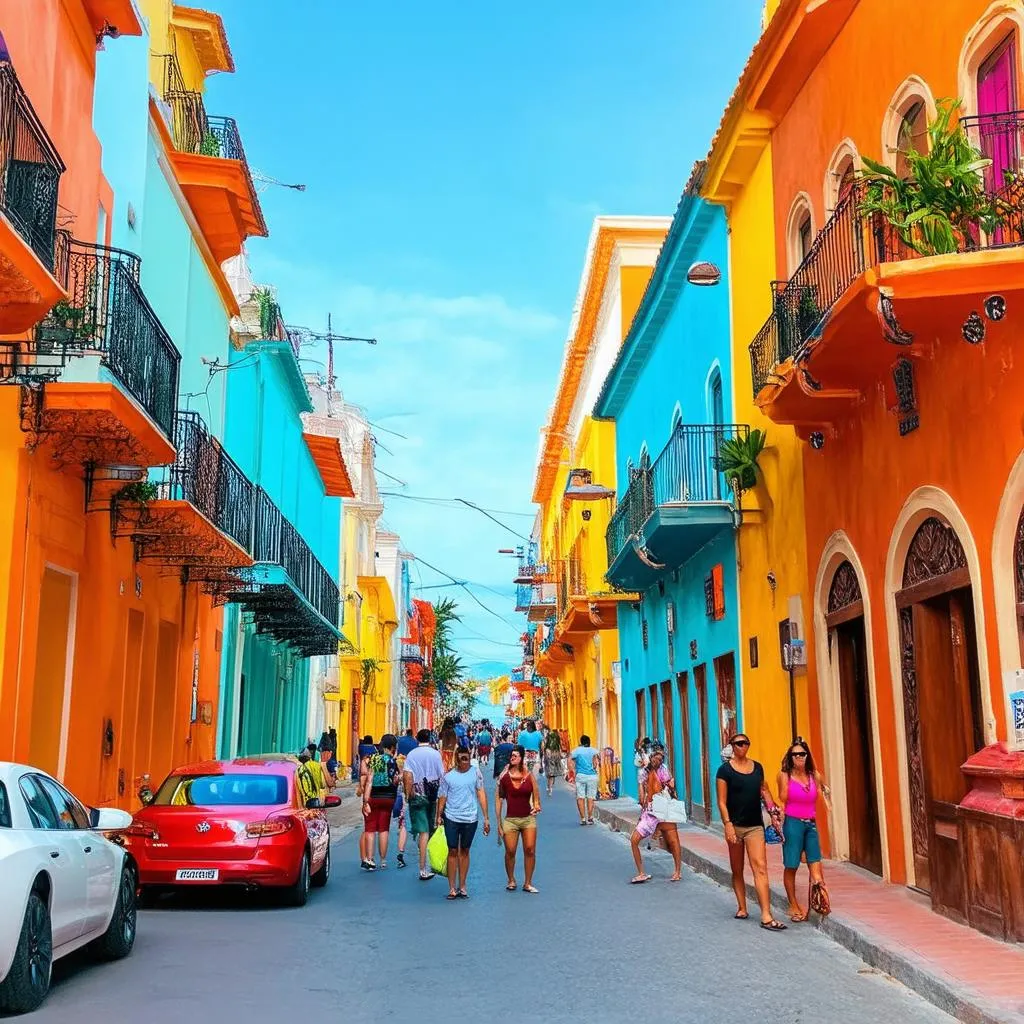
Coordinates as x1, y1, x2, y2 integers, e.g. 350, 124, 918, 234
402, 728, 445, 880
360, 734, 400, 871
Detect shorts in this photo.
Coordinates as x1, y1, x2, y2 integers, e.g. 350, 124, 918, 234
731, 823, 765, 843
363, 796, 394, 832
501, 815, 536, 834
524, 751, 540, 776
408, 795, 436, 836
635, 810, 660, 839
442, 815, 478, 850
478, 745, 491, 757
782, 816, 821, 869
575, 774, 599, 800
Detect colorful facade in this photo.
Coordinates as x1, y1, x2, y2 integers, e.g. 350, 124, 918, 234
594, 184, 743, 814
742, 0, 1024, 937
529, 217, 669, 761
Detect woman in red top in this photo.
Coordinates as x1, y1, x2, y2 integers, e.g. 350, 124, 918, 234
493, 746, 542, 893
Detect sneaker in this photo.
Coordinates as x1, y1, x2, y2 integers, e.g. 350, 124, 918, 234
379, 860, 387, 869
397, 853, 406, 868
419, 870, 435, 881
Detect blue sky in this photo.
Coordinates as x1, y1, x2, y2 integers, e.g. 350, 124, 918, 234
208, 0, 763, 672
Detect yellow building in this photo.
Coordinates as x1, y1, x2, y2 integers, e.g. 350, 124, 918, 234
530, 217, 670, 755
701, 0, 815, 767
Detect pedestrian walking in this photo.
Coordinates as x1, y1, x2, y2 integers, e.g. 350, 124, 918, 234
569, 734, 600, 824
492, 734, 515, 779
628, 746, 682, 883
476, 724, 492, 766
305, 742, 328, 804
543, 728, 564, 796
439, 717, 458, 772
296, 750, 319, 807
403, 728, 445, 880
518, 719, 542, 777
360, 734, 400, 871
716, 733, 787, 930
778, 740, 831, 921
494, 746, 541, 893
436, 747, 490, 899
397, 728, 418, 758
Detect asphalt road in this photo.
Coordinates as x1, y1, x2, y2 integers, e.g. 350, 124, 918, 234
25, 780, 953, 1024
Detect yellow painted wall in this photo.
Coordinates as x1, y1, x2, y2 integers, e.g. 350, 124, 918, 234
140, 0, 208, 94
724, 141, 814, 767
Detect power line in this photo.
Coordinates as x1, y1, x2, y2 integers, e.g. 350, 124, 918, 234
453, 497, 532, 542
412, 554, 521, 630
379, 491, 534, 518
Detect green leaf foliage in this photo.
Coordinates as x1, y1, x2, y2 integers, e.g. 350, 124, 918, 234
717, 428, 766, 493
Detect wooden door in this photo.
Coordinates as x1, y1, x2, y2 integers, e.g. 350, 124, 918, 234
677, 672, 693, 817
635, 689, 646, 744
835, 617, 883, 876
910, 591, 981, 921
694, 663, 712, 824
713, 652, 737, 751
648, 684, 660, 740
660, 679, 675, 786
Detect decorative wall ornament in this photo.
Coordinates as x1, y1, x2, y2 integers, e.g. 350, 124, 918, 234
962, 310, 985, 344
984, 295, 1006, 322
892, 357, 919, 435
827, 560, 862, 613
901, 516, 967, 588
877, 293, 914, 346
809, 431, 825, 450
689, 639, 698, 660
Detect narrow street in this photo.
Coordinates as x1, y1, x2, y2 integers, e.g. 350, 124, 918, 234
30, 783, 950, 1024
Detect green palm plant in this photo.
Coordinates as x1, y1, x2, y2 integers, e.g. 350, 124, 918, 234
858, 98, 1003, 256
717, 429, 766, 493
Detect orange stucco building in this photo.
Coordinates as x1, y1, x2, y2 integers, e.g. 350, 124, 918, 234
750, 0, 1024, 939
0, 2, 234, 808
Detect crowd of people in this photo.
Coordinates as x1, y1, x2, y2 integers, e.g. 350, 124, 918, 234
316, 716, 831, 924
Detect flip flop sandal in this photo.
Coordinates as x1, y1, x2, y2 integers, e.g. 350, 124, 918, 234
760, 920, 788, 931
790, 912, 808, 922
629, 875, 652, 884
446, 892, 458, 900
523, 885, 539, 894
734, 910, 749, 919
506, 882, 517, 891
457, 890, 469, 899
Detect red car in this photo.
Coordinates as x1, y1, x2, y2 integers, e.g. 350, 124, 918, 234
120, 758, 338, 906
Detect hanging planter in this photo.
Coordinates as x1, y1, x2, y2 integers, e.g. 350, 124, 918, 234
717, 429, 766, 493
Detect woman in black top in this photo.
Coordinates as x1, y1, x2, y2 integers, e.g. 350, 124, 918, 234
715, 733, 786, 931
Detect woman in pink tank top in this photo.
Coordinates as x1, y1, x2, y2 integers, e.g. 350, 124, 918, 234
777, 740, 831, 922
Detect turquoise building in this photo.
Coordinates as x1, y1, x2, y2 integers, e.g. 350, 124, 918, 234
594, 166, 745, 821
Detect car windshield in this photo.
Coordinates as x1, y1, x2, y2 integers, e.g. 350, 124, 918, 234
152, 773, 289, 807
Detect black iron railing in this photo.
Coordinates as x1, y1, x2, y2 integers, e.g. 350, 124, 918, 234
651, 422, 748, 506
749, 114, 1024, 396
556, 555, 587, 620
606, 466, 654, 568
252, 487, 340, 629
167, 412, 253, 551
33, 237, 180, 437
0, 63, 64, 270
401, 642, 424, 663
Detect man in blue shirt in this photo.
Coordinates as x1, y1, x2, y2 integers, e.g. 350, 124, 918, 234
518, 719, 543, 778
570, 734, 600, 825
396, 729, 418, 757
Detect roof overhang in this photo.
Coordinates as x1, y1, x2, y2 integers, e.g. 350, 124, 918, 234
171, 5, 235, 73
303, 431, 355, 497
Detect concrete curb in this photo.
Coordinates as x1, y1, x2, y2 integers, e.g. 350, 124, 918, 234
593, 802, 1022, 1024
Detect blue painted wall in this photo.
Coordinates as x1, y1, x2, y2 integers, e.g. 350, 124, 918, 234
601, 197, 742, 813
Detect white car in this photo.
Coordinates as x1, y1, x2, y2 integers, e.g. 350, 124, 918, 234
0, 763, 137, 1013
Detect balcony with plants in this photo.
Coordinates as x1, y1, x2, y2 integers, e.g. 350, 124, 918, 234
2, 235, 181, 468
553, 550, 633, 636
605, 423, 751, 592
749, 100, 1024, 430
0, 62, 67, 333
159, 53, 267, 263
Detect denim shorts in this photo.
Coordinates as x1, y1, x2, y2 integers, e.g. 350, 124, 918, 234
575, 774, 599, 800
782, 816, 822, 869
442, 815, 478, 850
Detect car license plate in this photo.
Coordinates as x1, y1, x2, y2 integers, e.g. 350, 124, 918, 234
175, 868, 219, 882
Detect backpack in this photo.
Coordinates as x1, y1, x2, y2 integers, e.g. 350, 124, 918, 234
368, 753, 397, 790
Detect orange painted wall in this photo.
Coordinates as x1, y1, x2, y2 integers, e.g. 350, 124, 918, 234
0, 0, 115, 245
0, 390, 222, 806
765, 0, 1022, 882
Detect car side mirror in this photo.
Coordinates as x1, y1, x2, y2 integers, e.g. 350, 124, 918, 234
323, 794, 342, 808
93, 807, 133, 831
305, 798, 322, 809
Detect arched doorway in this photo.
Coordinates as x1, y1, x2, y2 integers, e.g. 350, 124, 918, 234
896, 517, 983, 921
826, 560, 882, 876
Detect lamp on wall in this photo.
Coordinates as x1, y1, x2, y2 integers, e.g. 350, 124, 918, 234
563, 468, 615, 502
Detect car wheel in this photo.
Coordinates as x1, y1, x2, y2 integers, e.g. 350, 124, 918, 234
284, 850, 310, 907
92, 864, 137, 961
0, 890, 53, 1013
311, 843, 330, 888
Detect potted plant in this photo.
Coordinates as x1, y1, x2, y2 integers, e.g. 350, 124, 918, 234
37, 300, 89, 350
717, 428, 766, 494
858, 98, 1003, 256
250, 286, 279, 339
360, 657, 380, 696
199, 131, 221, 157
113, 481, 159, 504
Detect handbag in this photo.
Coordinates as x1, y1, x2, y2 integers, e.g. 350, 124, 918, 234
809, 880, 831, 916
762, 802, 783, 844
651, 791, 688, 824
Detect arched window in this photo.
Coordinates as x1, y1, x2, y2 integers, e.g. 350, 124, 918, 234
786, 193, 815, 273
709, 368, 724, 426
670, 402, 683, 434
959, 4, 1024, 119
824, 140, 861, 211
882, 77, 937, 173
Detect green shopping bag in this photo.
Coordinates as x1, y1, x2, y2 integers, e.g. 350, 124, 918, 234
427, 824, 449, 875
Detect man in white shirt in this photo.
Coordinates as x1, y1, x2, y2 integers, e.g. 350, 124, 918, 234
403, 729, 445, 880
435, 748, 490, 899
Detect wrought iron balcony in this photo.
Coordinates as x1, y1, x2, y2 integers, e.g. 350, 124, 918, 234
165, 411, 254, 552
0, 62, 63, 270
606, 423, 747, 591
749, 118, 1024, 398
24, 236, 181, 438
400, 641, 424, 664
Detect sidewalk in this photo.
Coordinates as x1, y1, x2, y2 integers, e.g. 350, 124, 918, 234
324, 780, 362, 844
594, 796, 1024, 1024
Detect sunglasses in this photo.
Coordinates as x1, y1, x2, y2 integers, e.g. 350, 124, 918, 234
733, 740, 750, 748
791, 751, 808, 758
